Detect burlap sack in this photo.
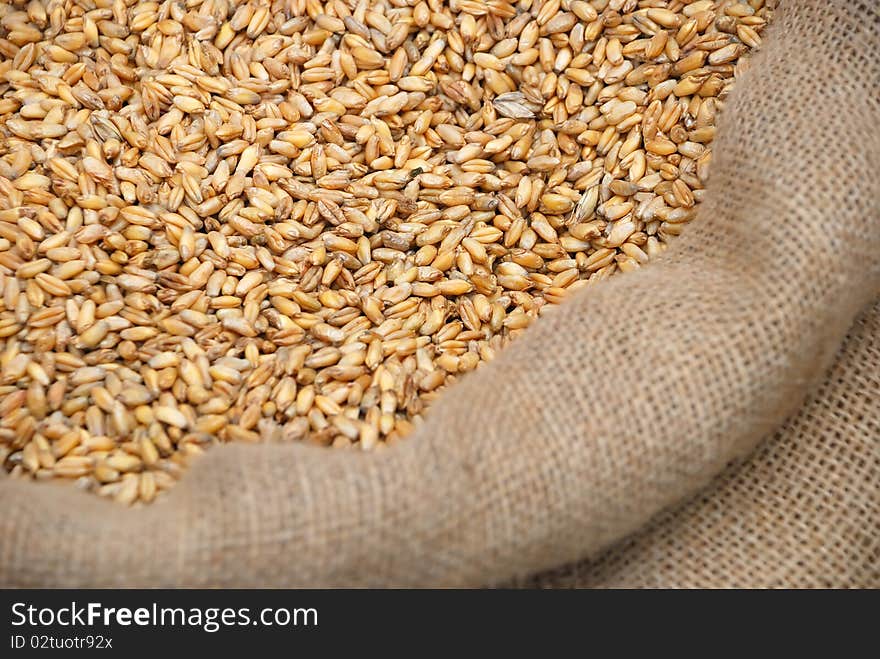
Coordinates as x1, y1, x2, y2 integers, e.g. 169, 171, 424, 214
1, 0, 877, 588
525, 301, 880, 588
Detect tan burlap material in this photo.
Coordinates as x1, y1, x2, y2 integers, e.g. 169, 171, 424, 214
524, 301, 880, 588
1, 0, 878, 588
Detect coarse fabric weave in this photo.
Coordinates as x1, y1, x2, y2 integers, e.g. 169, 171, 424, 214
1, 0, 878, 588
525, 302, 880, 588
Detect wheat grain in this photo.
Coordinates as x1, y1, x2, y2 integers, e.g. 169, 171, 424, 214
0, 0, 772, 503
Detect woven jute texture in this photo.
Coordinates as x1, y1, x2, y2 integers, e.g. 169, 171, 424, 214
1, 0, 878, 588
524, 302, 880, 588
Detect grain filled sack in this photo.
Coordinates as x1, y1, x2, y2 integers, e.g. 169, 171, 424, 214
1, 0, 878, 587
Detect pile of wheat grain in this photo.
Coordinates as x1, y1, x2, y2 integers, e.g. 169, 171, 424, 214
0, 0, 771, 503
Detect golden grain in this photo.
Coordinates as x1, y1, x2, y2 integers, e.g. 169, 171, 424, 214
0, 0, 770, 503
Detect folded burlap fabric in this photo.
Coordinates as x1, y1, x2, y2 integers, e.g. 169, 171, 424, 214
1, 0, 877, 588
525, 301, 880, 588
